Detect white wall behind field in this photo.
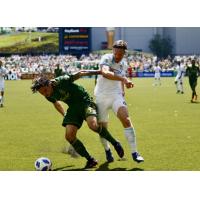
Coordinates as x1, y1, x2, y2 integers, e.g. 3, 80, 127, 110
91, 27, 200, 55
91, 27, 155, 52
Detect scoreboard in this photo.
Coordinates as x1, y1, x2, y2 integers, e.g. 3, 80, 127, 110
59, 27, 91, 56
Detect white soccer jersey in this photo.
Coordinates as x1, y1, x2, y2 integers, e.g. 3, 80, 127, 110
0, 66, 7, 91
0, 66, 7, 82
175, 64, 185, 80
94, 53, 128, 96
154, 66, 161, 74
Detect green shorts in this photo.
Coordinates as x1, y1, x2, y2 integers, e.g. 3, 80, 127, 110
62, 102, 98, 129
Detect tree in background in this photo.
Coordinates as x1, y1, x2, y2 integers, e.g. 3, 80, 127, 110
149, 34, 173, 58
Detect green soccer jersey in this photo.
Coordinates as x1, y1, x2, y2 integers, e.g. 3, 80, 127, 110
54, 68, 63, 77
186, 66, 199, 80
46, 74, 91, 106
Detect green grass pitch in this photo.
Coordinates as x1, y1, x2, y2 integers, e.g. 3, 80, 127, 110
0, 77, 200, 171
0, 32, 58, 53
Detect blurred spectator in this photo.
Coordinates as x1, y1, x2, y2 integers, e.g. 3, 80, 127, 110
0, 53, 200, 80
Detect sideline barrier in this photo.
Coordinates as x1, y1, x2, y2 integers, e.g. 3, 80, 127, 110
7, 73, 18, 80
6, 71, 175, 80
21, 73, 54, 79
136, 71, 174, 78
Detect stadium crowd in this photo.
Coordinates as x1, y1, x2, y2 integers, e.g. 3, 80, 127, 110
0, 54, 100, 79
0, 53, 200, 79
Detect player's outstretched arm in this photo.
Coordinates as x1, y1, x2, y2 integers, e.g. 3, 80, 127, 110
101, 65, 125, 81
101, 65, 134, 88
102, 65, 133, 87
72, 70, 101, 81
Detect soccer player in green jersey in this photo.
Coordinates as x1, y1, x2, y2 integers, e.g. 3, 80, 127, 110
31, 70, 124, 169
54, 64, 63, 78
186, 59, 200, 103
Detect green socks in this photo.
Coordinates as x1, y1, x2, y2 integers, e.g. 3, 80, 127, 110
71, 139, 91, 160
98, 126, 117, 146
70, 127, 117, 160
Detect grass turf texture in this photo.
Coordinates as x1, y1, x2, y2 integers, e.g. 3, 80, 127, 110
0, 77, 200, 171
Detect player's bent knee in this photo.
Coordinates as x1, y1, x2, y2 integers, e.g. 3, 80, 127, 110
86, 116, 99, 132
88, 121, 99, 132
65, 132, 76, 143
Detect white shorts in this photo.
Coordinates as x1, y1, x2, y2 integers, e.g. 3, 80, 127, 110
154, 73, 160, 79
175, 76, 183, 83
0, 81, 4, 91
95, 94, 127, 122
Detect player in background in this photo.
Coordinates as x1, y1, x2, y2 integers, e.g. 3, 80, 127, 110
94, 40, 144, 163
54, 64, 63, 78
153, 62, 162, 86
174, 60, 185, 94
127, 65, 133, 80
0, 60, 7, 107
91, 63, 99, 85
31, 70, 124, 169
186, 59, 200, 103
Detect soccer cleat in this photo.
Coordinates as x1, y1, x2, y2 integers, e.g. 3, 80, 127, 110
181, 91, 184, 94
114, 142, 124, 158
84, 158, 98, 169
191, 95, 198, 103
105, 149, 114, 162
176, 90, 180, 94
132, 152, 144, 163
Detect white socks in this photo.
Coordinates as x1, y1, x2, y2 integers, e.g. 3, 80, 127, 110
99, 137, 110, 151
124, 127, 137, 153
176, 80, 184, 92
180, 83, 183, 92
175, 82, 179, 91
99, 127, 138, 153
0, 96, 3, 104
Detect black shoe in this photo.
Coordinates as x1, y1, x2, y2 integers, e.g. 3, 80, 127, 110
85, 158, 98, 169
105, 149, 114, 162
176, 90, 180, 94
181, 91, 184, 94
114, 142, 124, 158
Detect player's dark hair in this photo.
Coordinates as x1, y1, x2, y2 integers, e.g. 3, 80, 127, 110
31, 76, 52, 93
192, 59, 196, 66
113, 40, 128, 50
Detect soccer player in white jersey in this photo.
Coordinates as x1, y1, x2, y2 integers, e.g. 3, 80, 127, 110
0, 60, 7, 107
94, 40, 144, 163
153, 62, 162, 86
174, 60, 185, 94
